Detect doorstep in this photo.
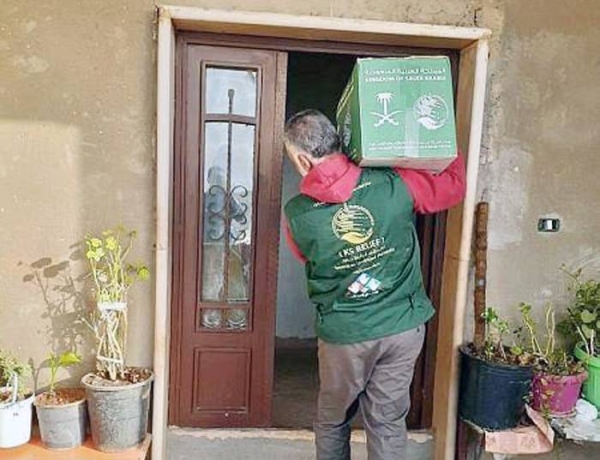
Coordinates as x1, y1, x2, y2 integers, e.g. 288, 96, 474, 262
167, 427, 433, 460
0, 435, 151, 460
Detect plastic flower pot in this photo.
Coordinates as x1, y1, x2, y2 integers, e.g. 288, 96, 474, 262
34, 388, 88, 450
459, 345, 534, 430
531, 372, 587, 417
574, 345, 600, 409
0, 386, 34, 449
82, 370, 153, 452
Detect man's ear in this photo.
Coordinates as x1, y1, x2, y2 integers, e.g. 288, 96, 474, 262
296, 153, 313, 177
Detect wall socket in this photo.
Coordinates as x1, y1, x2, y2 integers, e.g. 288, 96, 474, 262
538, 217, 560, 233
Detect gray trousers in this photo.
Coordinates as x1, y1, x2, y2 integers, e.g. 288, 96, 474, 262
315, 326, 426, 460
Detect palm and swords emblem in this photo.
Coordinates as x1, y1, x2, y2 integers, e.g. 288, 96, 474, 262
371, 93, 403, 127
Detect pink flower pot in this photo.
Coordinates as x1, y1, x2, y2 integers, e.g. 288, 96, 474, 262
532, 372, 587, 417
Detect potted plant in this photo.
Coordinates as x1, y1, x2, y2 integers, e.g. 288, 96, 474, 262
519, 303, 586, 417
459, 308, 535, 430
81, 226, 152, 452
558, 269, 600, 409
0, 349, 34, 449
34, 351, 87, 449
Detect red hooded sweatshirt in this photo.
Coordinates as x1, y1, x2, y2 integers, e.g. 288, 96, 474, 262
285, 153, 466, 262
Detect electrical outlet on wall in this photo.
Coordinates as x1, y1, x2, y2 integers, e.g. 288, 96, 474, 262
538, 217, 561, 233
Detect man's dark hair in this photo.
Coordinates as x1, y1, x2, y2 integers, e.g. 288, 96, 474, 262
284, 109, 341, 158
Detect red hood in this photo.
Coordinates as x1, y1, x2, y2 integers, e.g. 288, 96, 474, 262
300, 154, 361, 203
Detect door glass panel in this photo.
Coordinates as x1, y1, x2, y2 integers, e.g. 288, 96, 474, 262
201, 122, 228, 303
200, 308, 248, 330
227, 123, 255, 302
205, 68, 257, 117
201, 122, 255, 306
200, 65, 258, 331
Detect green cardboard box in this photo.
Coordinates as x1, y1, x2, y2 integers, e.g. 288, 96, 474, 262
336, 56, 457, 172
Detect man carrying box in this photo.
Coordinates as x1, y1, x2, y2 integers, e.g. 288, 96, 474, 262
283, 109, 466, 460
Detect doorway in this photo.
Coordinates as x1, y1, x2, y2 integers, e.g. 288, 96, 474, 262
272, 51, 449, 430
169, 33, 454, 431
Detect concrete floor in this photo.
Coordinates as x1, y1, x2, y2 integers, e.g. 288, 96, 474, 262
272, 338, 364, 429
273, 339, 319, 428
167, 428, 433, 460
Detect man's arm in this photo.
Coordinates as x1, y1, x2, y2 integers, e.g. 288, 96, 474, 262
395, 153, 466, 214
283, 221, 307, 264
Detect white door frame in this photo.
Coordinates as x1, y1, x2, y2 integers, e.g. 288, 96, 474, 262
155, 6, 490, 460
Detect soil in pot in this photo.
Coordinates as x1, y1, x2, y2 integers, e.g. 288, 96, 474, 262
82, 367, 153, 453
0, 390, 34, 449
459, 345, 534, 430
35, 388, 88, 450
575, 346, 600, 409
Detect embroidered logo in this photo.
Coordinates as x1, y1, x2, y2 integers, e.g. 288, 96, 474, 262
347, 273, 382, 297
332, 204, 375, 245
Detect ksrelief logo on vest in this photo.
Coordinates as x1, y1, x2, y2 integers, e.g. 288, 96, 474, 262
332, 204, 375, 245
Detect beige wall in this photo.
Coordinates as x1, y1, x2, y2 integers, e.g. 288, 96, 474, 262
479, 0, 600, 329
1, 0, 598, 388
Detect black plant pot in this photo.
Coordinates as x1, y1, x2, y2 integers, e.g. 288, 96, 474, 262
459, 345, 533, 431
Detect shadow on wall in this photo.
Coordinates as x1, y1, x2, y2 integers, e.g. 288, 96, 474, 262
18, 244, 93, 391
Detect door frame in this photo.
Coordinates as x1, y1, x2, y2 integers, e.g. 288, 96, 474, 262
155, 6, 490, 460
173, 30, 458, 431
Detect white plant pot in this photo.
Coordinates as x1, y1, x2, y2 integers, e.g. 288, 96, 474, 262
98, 301, 127, 312
0, 390, 34, 449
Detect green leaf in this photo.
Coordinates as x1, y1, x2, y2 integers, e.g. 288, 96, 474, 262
105, 236, 118, 251
58, 352, 81, 367
582, 324, 594, 339
510, 346, 524, 356
519, 303, 532, 314
581, 310, 597, 324
138, 267, 150, 281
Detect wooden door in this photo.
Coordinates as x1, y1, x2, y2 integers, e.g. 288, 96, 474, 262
170, 40, 286, 427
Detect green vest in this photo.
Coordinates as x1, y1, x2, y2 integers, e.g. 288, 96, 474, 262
285, 168, 434, 344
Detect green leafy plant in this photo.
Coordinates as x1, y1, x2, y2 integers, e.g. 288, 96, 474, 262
558, 268, 600, 357
85, 226, 150, 304
519, 302, 584, 376
480, 307, 532, 365
83, 226, 149, 381
0, 349, 32, 402
47, 351, 81, 394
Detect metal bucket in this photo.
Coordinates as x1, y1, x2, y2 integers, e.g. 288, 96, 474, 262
35, 394, 88, 450
82, 372, 153, 452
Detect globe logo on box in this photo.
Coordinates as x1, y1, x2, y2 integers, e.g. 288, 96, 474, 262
414, 94, 449, 130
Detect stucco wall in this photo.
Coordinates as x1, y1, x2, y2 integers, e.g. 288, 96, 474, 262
479, 0, 600, 329
1, 0, 598, 387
